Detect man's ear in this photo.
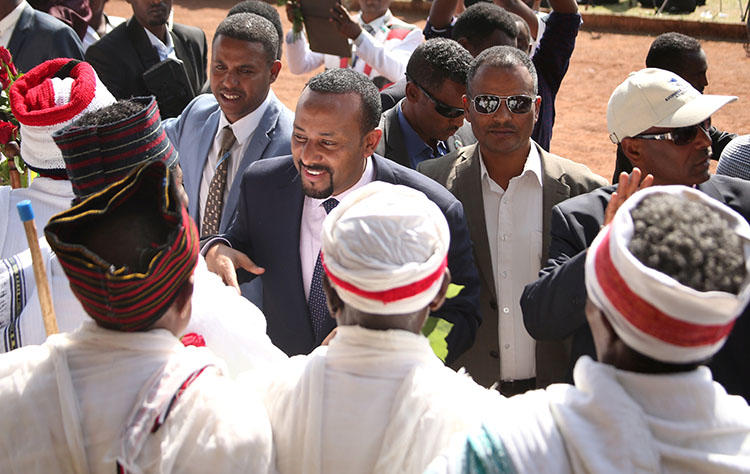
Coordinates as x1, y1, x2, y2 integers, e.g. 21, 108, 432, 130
462, 95, 472, 123
269, 60, 282, 83
405, 81, 419, 103
428, 269, 452, 312
532, 96, 541, 124
362, 127, 382, 156
323, 275, 344, 319
620, 137, 643, 168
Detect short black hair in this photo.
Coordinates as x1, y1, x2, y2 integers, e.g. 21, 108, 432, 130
227, 1, 283, 59
629, 193, 746, 294
646, 32, 702, 71
467, 45, 537, 95
73, 100, 143, 127
214, 12, 279, 65
306, 69, 381, 132
452, 3, 518, 50
406, 38, 472, 91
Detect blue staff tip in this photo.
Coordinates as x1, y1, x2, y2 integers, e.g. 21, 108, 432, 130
17, 200, 34, 222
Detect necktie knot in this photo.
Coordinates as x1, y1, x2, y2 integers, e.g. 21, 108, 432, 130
323, 198, 339, 214
219, 126, 237, 160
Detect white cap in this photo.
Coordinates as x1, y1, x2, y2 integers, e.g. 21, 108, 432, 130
321, 181, 450, 315
606, 68, 737, 144
585, 185, 750, 363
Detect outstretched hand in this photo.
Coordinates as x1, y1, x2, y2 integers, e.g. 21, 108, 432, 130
205, 243, 265, 293
604, 168, 654, 226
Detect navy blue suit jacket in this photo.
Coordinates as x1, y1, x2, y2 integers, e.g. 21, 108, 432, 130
8, 6, 84, 73
220, 154, 481, 361
521, 174, 750, 400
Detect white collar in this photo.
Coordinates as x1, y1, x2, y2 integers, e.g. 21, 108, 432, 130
358, 9, 393, 30
217, 89, 275, 146
0, 0, 27, 38
479, 140, 543, 188
144, 24, 173, 55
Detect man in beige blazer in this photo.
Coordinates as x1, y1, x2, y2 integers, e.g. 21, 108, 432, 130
419, 46, 606, 394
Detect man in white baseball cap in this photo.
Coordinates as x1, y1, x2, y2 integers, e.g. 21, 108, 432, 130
264, 181, 497, 474
429, 186, 750, 473
521, 67, 750, 401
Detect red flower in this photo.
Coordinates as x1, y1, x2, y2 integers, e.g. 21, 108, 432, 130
180, 332, 206, 347
0, 47, 17, 90
0, 121, 17, 145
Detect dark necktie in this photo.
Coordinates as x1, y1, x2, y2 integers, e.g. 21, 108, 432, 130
201, 126, 236, 237
308, 197, 339, 341
362, 23, 376, 36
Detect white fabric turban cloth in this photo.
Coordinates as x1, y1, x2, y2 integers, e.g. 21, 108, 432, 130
585, 185, 750, 364
321, 181, 450, 315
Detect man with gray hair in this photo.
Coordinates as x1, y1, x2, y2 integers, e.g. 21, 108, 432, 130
375, 38, 476, 169
265, 181, 497, 474
429, 186, 750, 473
420, 45, 605, 392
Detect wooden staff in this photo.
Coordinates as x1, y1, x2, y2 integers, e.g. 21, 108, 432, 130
17, 200, 58, 336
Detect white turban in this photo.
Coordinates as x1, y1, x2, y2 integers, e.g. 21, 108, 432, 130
321, 182, 450, 315
585, 185, 750, 364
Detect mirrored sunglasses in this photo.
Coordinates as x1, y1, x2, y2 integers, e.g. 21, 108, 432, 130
409, 79, 465, 119
471, 94, 536, 115
634, 119, 711, 146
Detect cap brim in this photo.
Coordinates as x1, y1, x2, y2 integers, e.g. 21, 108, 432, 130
655, 94, 737, 129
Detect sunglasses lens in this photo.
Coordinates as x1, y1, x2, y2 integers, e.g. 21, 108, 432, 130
474, 96, 500, 114
671, 125, 700, 146
507, 96, 534, 114
436, 104, 465, 119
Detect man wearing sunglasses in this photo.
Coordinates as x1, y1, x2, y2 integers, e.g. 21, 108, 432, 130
375, 38, 476, 169
419, 46, 606, 393
522, 68, 750, 401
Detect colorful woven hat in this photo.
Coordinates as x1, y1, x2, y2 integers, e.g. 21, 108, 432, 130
585, 185, 750, 363
45, 160, 199, 332
52, 96, 178, 200
321, 182, 450, 315
9, 58, 115, 177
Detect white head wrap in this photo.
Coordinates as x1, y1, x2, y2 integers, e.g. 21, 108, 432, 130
585, 185, 750, 363
321, 182, 450, 315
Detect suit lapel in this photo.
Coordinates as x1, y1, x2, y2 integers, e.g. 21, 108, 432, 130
185, 107, 220, 224
220, 100, 281, 230
169, 29, 196, 94
7, 7, 32, 56
539, 145, 571, 262
382, 103, 413, 168
125, 17, 160, 71
451, 145, 496, 300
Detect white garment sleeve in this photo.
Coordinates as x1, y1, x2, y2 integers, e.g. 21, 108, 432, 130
354, 27, 424, 82
285, 29, 325, 75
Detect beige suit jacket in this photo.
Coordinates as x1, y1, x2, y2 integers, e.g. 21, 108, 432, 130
419, 141, 607, 387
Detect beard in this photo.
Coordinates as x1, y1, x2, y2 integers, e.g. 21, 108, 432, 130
301, 165, 334, 199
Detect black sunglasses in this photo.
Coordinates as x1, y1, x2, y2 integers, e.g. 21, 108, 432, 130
634, 119, 711, 146
470, 94, 536, 115
408, 77, 465, 119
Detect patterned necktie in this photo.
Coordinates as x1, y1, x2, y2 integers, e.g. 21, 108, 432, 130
201, 126, 236, 237
308, 197, 339, 341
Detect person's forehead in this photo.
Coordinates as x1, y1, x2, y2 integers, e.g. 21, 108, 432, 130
470, 63, 533, 93
295, 91, 363, 132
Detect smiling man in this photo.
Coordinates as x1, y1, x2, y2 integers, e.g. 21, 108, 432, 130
85, 0, 206, 117
521, 68, 750, 400
164, 13, 292, 239
419, 46, 605, 393
203, 68, 481, 364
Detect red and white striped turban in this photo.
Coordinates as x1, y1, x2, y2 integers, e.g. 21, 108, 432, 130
321, 182, 450, 315
585, 185, 750, 363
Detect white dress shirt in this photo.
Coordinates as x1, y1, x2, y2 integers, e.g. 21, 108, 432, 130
300, 156, 374, 299
0, 0, 27, 47
144, 25, 177, 61
480, 142, 543, 381
198, 91, 274, 233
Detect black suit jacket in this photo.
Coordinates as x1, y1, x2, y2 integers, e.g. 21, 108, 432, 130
85, 17, 207, 117
521, 175, 750, 400
8, 6, 84, 73
375, 100, 476, 169
220, 154, 481, 362
379, 77, 406, 112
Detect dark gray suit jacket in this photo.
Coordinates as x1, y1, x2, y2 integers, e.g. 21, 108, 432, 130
219, 154, 481, 361
85, 17, 207, 117
419, 142, 607, 387
9, 5, 84, 73
375, 100, 475, 169
521, 174, 750, 400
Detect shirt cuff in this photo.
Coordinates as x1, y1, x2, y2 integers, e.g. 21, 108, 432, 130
353, 31, 367, 47
200, 236, 231, 256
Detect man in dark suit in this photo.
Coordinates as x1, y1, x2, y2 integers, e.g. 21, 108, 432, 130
521, 68, 750, 400
204, 69, 481, 363
3, 0, 84, 73
375, 38, 475, 170
419, 46, 606, 393
84, 0, 206, 118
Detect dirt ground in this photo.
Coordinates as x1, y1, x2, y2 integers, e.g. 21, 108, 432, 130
107, 0, 750, 179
